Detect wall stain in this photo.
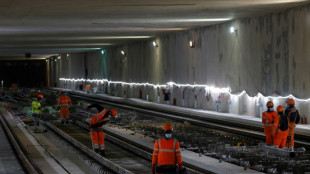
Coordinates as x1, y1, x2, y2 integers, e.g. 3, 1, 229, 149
276, 63, 279, 90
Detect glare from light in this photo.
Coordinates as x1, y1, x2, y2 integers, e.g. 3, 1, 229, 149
230, 27, 235, 33
58, 56, 61, 59
152, 41, 158, 47
101, 50, 105, 55
46, 59, 48, 62
189, 41, 194, 48
121, 50, 125, 55
67, 54, 70, 57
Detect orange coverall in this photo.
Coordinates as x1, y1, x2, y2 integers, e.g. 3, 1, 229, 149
262, 111, 277, 145
58, 95, 71, 119
273, 114, 288, 148
152, 138, 182, 174
90, 109, 110, 150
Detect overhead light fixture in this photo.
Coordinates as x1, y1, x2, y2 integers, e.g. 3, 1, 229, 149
189, 41, 194, 48
46, 59, 48, 62
152, 41, 158, 47
58, 56, 61, 59
67, 54, 70, 57
121, 50, 125, 55
101, 50, 105, 55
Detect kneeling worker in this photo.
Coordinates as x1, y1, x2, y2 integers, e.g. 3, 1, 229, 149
86, 104, 117, 155
152, 123, 183, 174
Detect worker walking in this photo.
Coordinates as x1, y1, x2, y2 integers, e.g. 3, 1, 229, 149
87, 104, 117, 155
32, 94, 43, 133
285, 98, 300, 151
57, 91, 72, 124
262, 101, 277, 146
152, 123, 184, 174
274, 105, 289, 148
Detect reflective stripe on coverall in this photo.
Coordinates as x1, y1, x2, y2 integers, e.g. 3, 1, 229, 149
152, 138, 182, 174
58, 96, 72, 119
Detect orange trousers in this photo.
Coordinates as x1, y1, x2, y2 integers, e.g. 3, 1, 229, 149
287, 130, 295, 148
264, 127, 274, 145
91, 130, 105, 150
274, 131, 288, 148
60, 107, 69, 119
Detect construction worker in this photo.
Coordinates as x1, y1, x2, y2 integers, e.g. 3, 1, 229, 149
285, 98, 300, 150
152, 123, 183, 174
86, 104, 117, 155
57, 91, 72, 124
262, 101, 277, 145
32, 94, 43, 133
274, 105, 289, 148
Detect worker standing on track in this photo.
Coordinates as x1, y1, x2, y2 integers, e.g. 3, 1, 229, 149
262, 101, 277, 146
274, 105, 289, 148
57, 91, 72, 124
285, 98, 300, 151
86, 104, 117, 155
152, 123, 184, 174
32, 94, 43, 133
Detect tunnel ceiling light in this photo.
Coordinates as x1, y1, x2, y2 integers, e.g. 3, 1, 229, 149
189, 41, 194, 48
58, 56, 61, 59
121, 50, 125, 55
101, 50, 105, 55
152, 41, 158, 47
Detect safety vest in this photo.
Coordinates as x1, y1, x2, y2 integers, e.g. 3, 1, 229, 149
262, 111, 277, 131
32, 101, 41, 114
152, 138, 182, 166
58, 96, 71, 108
90, 109, 110, 130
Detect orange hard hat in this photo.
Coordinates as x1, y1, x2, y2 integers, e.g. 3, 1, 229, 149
110, 109, 117, 118
277, 105, 284, 113
163, 123, 173, 131
266, 101, 274, 107
37, 94, 43, 99
286, 98, 295, 105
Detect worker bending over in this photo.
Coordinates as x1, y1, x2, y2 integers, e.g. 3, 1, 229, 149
87, 104, 117, 155
152, 123, 184, 174
57, 91, 72, 124
262, 101, 277, 145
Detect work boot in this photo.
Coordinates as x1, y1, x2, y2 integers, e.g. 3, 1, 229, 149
61, 119, 64, 124
100, 150, 105, 156
95, 149, 100, 153
66, 119, 69, 124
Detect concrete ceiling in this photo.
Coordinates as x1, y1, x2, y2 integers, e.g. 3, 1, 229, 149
0, 0, 308, 58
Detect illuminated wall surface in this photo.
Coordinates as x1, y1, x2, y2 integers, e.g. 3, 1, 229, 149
55, 4, 310, 124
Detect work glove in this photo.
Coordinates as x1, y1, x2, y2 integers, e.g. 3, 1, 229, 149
152, 165, 155, 174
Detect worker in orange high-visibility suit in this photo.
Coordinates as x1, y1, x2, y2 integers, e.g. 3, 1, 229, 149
87, 104, 117, 155
152, 123, 183, 174
262, 101, 277, 146
274, 105, 289, 148
58, 91, 72, 124
285, 98, 300, 151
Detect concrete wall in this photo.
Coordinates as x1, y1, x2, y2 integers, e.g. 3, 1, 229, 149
55, 4, 310, 124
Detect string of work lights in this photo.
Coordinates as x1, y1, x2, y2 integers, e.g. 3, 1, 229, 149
59, 78, 309, 103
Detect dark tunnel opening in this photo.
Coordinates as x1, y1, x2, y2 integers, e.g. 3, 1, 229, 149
0, 60, 47, 88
